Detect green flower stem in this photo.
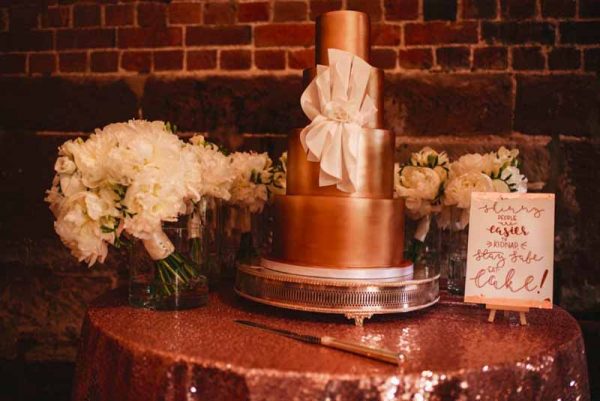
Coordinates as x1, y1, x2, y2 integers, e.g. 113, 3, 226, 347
153, 251, 200, 299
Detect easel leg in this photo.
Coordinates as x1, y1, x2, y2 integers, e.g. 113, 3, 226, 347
488, 309, 497, 323
519, 312, 527, 326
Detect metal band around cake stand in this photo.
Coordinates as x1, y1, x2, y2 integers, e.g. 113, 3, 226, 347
235, 264, 440, 326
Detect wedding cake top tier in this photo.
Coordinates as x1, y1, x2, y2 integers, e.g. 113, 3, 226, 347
315, 11, 370, 64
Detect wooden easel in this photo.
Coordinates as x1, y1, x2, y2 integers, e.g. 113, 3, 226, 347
486, 304, 529, 325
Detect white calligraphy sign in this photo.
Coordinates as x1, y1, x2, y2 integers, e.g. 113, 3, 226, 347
464, 192, 555, 309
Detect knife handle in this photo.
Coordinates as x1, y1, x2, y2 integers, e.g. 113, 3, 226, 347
320, 336, 399, 365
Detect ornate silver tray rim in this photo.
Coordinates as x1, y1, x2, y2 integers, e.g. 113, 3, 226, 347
235, 264, 440, 326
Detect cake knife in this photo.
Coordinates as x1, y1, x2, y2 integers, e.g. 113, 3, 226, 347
234, 320, 399, 365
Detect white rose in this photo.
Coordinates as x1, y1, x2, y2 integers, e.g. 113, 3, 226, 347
444, 172, 494, 209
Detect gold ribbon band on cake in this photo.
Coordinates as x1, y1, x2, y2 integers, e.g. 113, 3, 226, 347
300, 48, 378, 193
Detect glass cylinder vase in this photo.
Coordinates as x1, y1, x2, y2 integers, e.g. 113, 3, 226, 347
221, 204, 263, 280
128, 222, 209, 310
188, 196, 222, 289
437, 207, 470, 295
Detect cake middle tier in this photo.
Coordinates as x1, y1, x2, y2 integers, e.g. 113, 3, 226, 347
287, 128, 395, 199
270, 194, 405, 268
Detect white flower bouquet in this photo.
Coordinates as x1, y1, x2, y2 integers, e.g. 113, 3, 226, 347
395, 146, 528, 262
46, 120, 210, 305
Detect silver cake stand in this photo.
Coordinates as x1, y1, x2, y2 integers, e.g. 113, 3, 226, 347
235, 264, 440, 326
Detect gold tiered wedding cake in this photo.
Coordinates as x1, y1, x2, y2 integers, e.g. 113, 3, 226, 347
236, 11, 439, 325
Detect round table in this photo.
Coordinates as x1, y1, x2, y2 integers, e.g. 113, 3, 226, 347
72, 288, 590, 401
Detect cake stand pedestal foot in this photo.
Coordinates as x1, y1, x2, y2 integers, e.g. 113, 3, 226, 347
345, 313, 373, 327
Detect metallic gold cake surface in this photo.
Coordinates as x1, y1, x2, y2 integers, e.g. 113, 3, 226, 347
302, 67, 385, 128
271, 195, 405, 268
315, 10, 370, 64
286, 128, 395, 199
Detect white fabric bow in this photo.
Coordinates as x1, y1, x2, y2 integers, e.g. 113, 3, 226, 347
299, 48, 378, 193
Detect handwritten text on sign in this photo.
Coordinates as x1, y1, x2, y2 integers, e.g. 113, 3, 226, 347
464, 192, 555, 309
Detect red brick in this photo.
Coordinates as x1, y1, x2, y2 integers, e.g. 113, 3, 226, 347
57, 28, 115, 49
501, 0, 536, 19
186, 50, 217, 70
255, 49, 286, 70
584, 48, 600, 73
371, 48, 397, 69
371, 23, 401, 46
237, 2, 269, 22
220, 49, 251, 70
5, 30, 53, 51
168, 3, 202, 24
255, 24, 314, 47
384, 0, 419, 20
462, 0, 497, 19
0, 10, 6, 31
405, 22, 477, 45
137, 3, 166, 27
0, 53, 25, 74
91, 51, 118, 73
347, 0, 382, 21
580, 0, 600, 18
473, 46, 507, 70
541, 0, 576, 18
274, 1, 307, 22
482, 22, 555, 45
105, 5, 134, 27
9, 6, 38, 31
288, 48, 314, 69
309, 0, 342, 20
204, 2, 236, 25
154, 50, 183, 71
59, 52, 87, 72
398, 48, 433, 69
41, 6, 69, 28
122, 50, 151, 73
548, 47, 580, 70
186, 26, 251, 46
74, 4, 100, 27
560, 22, 600, 45
118, 27, 181, 48
436, 46, 470, 70
29, 53, 56, 74
423, 0, 457, 21
512, 47, 545, 70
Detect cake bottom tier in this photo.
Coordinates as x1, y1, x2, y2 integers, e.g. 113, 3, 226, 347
271, 195, 406, 268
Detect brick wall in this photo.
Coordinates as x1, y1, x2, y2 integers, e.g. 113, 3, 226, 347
0, 0, 599, 372
1, 0, 599, 75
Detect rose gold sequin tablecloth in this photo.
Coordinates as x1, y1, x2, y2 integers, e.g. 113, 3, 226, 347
72, 288, 589, 401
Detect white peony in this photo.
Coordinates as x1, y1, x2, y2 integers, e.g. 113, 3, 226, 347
448, 153, 486, 178
53, 191, 120, 266
268, 152, 287, 196
444, 171, 495, 209
188, 135, 235, 201
396, 166, 441, 201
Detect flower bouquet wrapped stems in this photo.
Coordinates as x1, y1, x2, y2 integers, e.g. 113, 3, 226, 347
46, 120, 212, 310
141, 227, 207, 309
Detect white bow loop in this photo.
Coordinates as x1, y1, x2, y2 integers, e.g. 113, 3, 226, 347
299, 49, 377, 193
